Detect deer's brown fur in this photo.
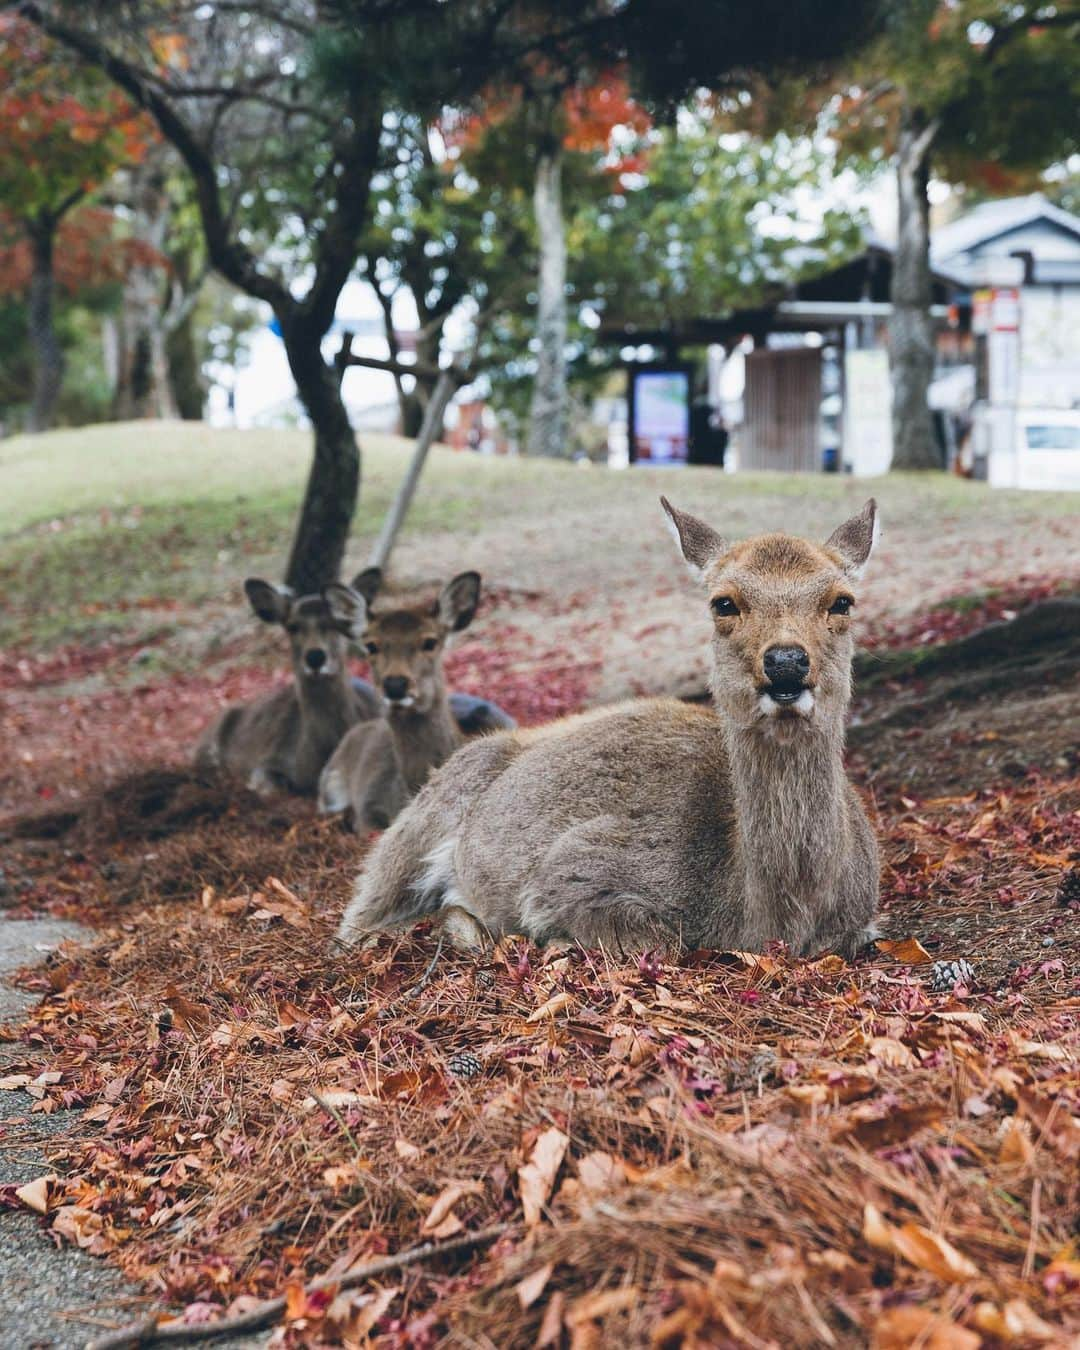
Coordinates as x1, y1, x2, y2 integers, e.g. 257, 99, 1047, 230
195, 578, 378, 795
336, 500, 881, 957
318, 571, 483, 832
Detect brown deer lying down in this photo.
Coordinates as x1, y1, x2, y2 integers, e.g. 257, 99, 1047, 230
195, 579, 381, 795
319, 570, 515, 833
335, 499, 881, 958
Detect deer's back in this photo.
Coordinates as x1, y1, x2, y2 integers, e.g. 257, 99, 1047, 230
449, 699, 737, 940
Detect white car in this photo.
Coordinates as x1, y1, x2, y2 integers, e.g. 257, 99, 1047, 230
987, 408, 1080, 491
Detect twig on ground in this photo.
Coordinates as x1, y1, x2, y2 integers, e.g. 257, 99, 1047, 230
86, 1224, 509, 1350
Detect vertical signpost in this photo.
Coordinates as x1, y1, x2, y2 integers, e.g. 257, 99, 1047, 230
970, 261, 1024, 486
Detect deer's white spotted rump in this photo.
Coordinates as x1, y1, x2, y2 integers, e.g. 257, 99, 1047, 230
336, 499, 881, 959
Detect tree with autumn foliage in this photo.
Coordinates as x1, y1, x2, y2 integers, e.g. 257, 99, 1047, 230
0, 16, 152, 431
329, 0, 888, 456
441, 72, 650, 457
821, 2, 1080, 469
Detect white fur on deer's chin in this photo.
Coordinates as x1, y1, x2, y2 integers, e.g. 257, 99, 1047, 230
386, 695, 416, 710
757, 688, 815, 719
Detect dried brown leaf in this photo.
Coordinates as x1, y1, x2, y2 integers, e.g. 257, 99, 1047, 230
519, 1126, 569, 1228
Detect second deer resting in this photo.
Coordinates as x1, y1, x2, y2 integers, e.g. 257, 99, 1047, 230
336, 499, 882, 958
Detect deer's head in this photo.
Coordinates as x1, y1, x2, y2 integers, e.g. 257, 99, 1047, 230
244, 578, 367, 682
662, 497, 878, 736
351, 568, 481, 714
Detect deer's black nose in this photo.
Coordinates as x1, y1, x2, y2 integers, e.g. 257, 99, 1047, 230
383, 675, 409, 701
305, 648, 327, 670
764, 645, 810, 685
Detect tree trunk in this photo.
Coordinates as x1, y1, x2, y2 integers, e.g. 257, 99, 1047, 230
889, 107, 940, 471
527, 144, 568, 458
281, 325, 360, 594
113, 162, 178, 420
166, 309, 205, 420
26, 218, 63, 433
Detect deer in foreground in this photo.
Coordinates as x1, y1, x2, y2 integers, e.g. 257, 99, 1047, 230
195, 578, 379, 795
319, 570, 515, 832
335, 498, 881, 958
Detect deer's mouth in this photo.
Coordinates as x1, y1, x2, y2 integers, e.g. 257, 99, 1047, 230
758, 682, 815, 717
762, 680, 805, 706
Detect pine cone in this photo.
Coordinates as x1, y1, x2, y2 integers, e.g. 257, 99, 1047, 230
927, 959, 976, 993
1056, 869, 1080, 907
447, 1050, 484, 1080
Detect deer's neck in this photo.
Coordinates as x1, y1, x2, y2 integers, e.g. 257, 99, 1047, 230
724, 718, 848, 949
387, 688, 462, 793
296, 669, 356, 749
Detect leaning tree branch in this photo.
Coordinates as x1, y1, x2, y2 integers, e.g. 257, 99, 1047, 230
18, 2, 291, 315
86, 1224, 508, 1350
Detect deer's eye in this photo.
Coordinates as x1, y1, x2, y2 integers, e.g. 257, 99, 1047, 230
828, 595, 854, 616
711, 596, 739, 618
365, 641, 379, 655
422, 637, 439, 652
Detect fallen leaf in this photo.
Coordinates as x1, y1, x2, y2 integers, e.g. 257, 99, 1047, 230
868, 1037, 917, 1069
872, 1305, 980, 1349
864, 1204, 978, 1283
163, 986, 213, 1035
972, 1299, 1061, 1343
998, 1118, 1034, 1166
394, 1138, 421, 1161
576, 1151, 626, 1197
421, 1181, 484, 1235
527, 991, 573, 1023
566, 1287, 638, 1325
322, 1162, 370, 1192
1011, 1038, 1070, 1062
519, 1126, 569, 1227
14, 1175, 52, 1215
838, 1101, 942, 1150
875, 937, 933, 965
516, 1262, 555, 1310
537, 1290, 566, 1347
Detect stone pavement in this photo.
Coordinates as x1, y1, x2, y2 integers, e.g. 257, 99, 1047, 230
0, 916, 266, 1350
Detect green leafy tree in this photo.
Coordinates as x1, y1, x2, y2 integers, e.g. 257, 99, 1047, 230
329, 0, 888, 455
825, 2, 1080, 468
474, 126, 864, 438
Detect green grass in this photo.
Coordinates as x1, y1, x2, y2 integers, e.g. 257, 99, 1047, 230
2, 420, 1078, 651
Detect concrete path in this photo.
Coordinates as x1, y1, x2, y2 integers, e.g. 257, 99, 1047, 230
1, 916, 265, 1350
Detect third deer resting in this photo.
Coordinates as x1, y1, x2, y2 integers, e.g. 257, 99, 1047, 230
336, 499, 882, 958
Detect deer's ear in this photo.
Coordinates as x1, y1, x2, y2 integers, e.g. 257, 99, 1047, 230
660, 497, 726, 581
825, 499, 879, 580
438, 571, 481, 632
349, 566, 383, 606
244, 578, 292, 624
323, 583, 367, 637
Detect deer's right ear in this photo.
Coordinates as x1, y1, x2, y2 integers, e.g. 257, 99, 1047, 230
349, 567, 383, 606
660, 497, 726, 582
323, 583, 368, 637
825, 499, 879, 580
244, 578, 292, 624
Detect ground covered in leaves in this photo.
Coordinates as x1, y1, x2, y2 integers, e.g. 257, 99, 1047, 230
2, 432, 1080, 1350
0, 576, 1077, 1348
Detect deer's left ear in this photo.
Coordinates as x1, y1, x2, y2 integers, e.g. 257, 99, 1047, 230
438, 571, 481, 632
323, 583, 368, 637
825, 499, 879, 580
